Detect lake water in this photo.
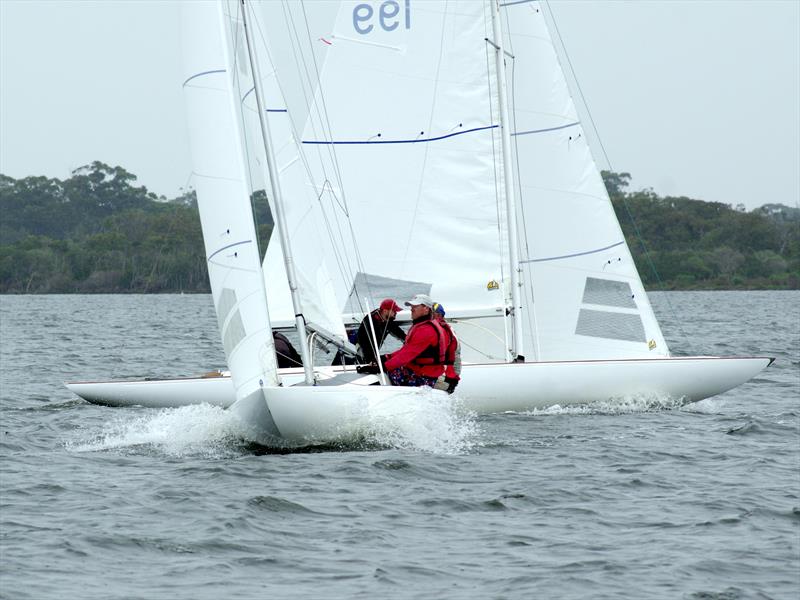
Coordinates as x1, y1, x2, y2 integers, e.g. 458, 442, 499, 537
1, 291, 798, 599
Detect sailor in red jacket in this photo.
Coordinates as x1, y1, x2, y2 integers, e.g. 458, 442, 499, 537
383, 294, 451, 389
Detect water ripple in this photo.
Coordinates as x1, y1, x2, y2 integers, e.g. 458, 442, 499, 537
0, 292, 797, 599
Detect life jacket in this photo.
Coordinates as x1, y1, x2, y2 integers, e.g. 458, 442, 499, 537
438, 320, 460, 380
408, 318, 449, 367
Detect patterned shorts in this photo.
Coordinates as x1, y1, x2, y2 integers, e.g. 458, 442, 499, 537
387, 367, 438, 388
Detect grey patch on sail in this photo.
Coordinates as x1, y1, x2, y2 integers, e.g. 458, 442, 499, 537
343, 272, 431, 314
217, 288, 246, 357
582, 277, 636, 308
217, 288, 237, 323
223, 310, 247, 357
575, 309, 646, 343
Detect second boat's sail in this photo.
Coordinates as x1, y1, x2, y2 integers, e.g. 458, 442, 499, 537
180, 1, 280, 407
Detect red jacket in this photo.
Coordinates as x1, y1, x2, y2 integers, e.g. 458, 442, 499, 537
384, 316, 449, 378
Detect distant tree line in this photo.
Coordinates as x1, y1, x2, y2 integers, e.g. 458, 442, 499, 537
0, 162, 797, 293
604, 171, 799, 290
0, 162, 272, 293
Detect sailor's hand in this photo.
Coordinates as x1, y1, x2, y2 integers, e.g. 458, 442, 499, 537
356, 364, 380, 375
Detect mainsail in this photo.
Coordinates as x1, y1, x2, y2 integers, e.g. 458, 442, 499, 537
262, 0, 669, 362
265, 1, 510, 324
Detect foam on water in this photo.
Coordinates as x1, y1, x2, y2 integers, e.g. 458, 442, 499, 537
523, 392, 692, 416
66, 404, 247, 458
67, 390, 479, 456
681, 397, 728, 414
356, 388, 480, 455
63, 389, 720, 457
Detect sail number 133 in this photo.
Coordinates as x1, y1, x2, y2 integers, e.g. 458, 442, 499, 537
353, 0, 411, 34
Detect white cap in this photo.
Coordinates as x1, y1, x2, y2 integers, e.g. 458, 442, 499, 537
404, 294, 434, 308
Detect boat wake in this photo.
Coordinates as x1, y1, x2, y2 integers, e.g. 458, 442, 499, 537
66, 404, 247, 458
351, 388, 479, 455
521, 392, 700, 416
67, 390, 480, 456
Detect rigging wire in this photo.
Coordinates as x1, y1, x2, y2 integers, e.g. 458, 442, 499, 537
275, 0, 376, 314
250, 4, 352, 285
542, 0, 693, 353
226, 0, 267, 261
295, 1, 375, 309
180, 171, 195, 200
248, 1, 371, 315
450, 318, 508, 362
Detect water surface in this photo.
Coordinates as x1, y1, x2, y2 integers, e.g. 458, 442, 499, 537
1, 291, 798, 599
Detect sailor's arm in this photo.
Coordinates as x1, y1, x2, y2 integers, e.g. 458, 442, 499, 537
384, 327, 435, 370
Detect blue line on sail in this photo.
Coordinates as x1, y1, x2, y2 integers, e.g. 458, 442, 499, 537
500, 0, 537, 7
207, 240, 252, 262
182, 69, 226, 88
302, 124, 498, 145
522, 241, 625, 263
512, 121, 581, 137
240, 86, 288, 112
302, 121, 580, 146
185, 75, 286, 113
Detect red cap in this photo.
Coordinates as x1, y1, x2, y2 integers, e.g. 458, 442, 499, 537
379, 298, 402, 313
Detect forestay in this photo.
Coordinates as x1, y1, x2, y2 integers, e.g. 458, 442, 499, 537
218, 1, 347, 341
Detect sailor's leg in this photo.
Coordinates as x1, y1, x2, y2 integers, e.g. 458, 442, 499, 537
406, 372, 439, 388
387, 367, 413, 386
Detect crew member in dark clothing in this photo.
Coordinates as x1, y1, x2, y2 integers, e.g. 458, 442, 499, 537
273, 331, 302, 368
357, 298, 406, 364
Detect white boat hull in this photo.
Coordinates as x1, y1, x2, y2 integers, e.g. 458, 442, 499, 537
456, 356, 773, 413
235, 382, 451, 445
66, 356, 772, 417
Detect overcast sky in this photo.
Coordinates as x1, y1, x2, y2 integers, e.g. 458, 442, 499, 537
1, 0, 798, 210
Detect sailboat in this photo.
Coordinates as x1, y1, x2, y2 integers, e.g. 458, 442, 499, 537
66, 0, 771, 445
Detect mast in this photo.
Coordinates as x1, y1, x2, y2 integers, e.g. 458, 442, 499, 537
491, 0, 524, 361
239, 0, 315, 385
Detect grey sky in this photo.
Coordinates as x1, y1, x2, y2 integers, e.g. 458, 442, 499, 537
1, 0, 798, 210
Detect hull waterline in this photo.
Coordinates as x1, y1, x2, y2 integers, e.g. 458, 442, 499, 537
66, 356, 773, 414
